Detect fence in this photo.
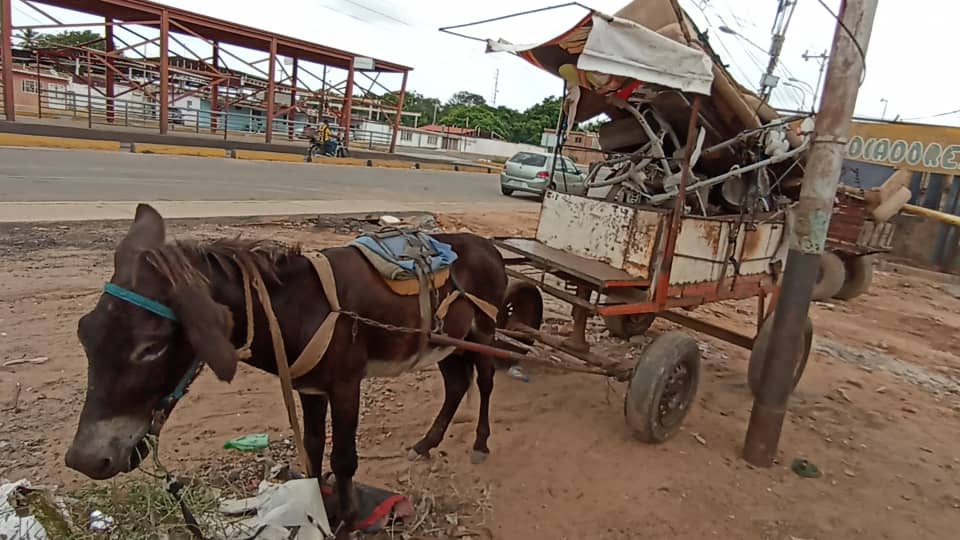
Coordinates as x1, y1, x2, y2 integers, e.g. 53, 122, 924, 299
12, 86, 397, 150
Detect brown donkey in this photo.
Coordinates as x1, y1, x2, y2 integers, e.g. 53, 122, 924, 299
65, 204, 507, 536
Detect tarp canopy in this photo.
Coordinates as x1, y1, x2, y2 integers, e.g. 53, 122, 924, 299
486, 12, 714, 96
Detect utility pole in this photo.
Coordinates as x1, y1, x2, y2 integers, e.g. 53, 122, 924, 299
802, 49, 829, 108
758, 0, 798, 100
744, 0, 878, 467
492, 68, 500, 106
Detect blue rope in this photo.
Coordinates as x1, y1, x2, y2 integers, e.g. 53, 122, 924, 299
103, 283, 178, 322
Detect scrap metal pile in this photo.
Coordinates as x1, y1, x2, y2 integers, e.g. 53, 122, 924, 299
483, 0, 814, 217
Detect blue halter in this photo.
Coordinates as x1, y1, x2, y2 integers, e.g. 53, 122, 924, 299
102, 282, 202, 430
103, 282, 178, 321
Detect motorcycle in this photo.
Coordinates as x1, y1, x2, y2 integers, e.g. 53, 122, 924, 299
301, 126, 349, 162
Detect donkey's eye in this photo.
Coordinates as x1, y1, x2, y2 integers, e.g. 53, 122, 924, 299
133, 342, 168, 363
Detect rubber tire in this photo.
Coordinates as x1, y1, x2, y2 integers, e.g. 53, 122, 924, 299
495, 281, 544, 367
811, 251, 846, 301
497, 281, 544, 334
624, 331, 701, 443
747, 313, 813, 398
603, 313, 656, 339
834, 255, 875, 300
500, 185, 514, 196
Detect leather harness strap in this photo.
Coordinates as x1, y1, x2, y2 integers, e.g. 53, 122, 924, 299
288, 255, 342, 379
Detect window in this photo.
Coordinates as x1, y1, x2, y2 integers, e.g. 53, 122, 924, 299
400, 130, 413, 141
574, 135, 583, 144
508, 152, 547, 166
426, 135, 438, 145
21, 80, 38, 94
564, 158, 579, 173
47, 83, 66, 95
186, 99, 194, 108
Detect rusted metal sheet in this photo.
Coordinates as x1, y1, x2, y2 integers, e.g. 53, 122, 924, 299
669, 216, 786, 285
536, 191, 663, 279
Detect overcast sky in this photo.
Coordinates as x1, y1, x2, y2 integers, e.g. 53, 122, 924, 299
10, 0, 959, 126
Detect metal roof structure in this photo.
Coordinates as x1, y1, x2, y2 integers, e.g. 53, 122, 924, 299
1, 0, 412, 150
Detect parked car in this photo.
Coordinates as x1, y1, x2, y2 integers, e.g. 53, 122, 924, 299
500, 151, 587, 197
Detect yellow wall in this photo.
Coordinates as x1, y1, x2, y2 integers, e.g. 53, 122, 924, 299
847, 121, 960, 175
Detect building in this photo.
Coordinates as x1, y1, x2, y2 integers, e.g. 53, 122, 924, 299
541, 128, 604, 164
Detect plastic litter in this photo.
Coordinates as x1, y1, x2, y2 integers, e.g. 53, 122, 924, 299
507, 365, 530, 383
223, 433, 269, 451
0, 480, 48, 540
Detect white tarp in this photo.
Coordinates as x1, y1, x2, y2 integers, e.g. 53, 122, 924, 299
485, 12, 714, 95
577, 15, 713, 95
0, 480, 49, 540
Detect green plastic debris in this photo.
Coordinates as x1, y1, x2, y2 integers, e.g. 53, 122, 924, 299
223, 433, 269, 451
791, 458, 821, 478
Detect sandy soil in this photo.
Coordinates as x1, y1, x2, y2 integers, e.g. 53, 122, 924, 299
1, 210, 959, 539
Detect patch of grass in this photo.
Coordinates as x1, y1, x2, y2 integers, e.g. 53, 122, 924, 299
49, 474, 253, 540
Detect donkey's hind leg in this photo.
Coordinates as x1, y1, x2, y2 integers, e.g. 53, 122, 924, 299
410, 355, 473, 460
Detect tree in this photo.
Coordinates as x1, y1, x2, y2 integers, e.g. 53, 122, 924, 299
36, 30, 105, 51
16, 28, 41, 50
438, 106, 508, 138
447, 91, 487, 108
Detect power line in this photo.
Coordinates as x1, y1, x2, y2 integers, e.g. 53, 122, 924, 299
901, 109, 960, 122
815, 0, 867, 86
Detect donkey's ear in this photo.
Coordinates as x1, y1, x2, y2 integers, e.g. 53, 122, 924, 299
117, 204, 166, 273
170, 284, 238, 382
126, 204, 166, 249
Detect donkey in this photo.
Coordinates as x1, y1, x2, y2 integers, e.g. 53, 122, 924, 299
65, 204, 507, 536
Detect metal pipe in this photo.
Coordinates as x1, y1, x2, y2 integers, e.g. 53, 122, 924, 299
343, 60, 354, 146
287, 57, 298, 140
654, 96, 701, 308
744, 0, 878, 467
105, 17, 115, 124
210, 42, 219, 133
265, 38, 277, 144
1, 0, 15, 121
388, 70, 408, 153
159, 9, 170, 135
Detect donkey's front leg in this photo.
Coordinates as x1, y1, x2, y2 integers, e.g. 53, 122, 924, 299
299, 392, 328, 479
329, 377, 361, 539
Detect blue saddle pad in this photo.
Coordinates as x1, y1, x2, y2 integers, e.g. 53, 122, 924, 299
351, 231, 458, 280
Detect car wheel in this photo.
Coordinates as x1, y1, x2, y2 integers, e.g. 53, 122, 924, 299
500, 185, 514, 196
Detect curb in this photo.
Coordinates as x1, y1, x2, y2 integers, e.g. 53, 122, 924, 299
0, 133, 502, 174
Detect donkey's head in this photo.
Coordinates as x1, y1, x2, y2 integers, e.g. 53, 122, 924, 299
66, 204, 240, 480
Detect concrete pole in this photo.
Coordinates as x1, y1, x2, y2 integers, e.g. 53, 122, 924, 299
1, 0, 16, 121
744, 0, 878, 466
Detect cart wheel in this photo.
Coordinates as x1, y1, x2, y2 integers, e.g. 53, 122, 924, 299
624, 331, 701, 443
747, 313, 813, 398
811, 251, 846, 301
603, 313, 656, 339
833, 255, 875, 300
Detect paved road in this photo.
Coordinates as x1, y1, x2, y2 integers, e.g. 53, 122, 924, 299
0, 146, 519, 204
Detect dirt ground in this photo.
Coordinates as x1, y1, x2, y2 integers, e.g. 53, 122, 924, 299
1, 210, 959, 539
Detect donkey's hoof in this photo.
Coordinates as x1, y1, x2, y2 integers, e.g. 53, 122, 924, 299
470, 450, 489, 465
407, 448, 429, 462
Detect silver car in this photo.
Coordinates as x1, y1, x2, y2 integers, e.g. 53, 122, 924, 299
500, 151, 587, 197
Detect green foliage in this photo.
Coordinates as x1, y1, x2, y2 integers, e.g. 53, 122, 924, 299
36, 30, 105, 51
16, 28, 41, 50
